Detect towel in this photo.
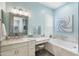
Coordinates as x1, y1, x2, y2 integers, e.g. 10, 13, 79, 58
0, 21, 2, 41
0, 22, 7, 41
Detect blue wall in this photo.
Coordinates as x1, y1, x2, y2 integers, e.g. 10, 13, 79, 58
5, 2, 78, 39
54, 2, 78, 38
6, 2, 54, 35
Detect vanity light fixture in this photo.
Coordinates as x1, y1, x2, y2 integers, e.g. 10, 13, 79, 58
10, 8, 31, 17
19, 9, 23, 15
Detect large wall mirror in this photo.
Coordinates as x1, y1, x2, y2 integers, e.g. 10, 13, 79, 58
9, 13, 28, 36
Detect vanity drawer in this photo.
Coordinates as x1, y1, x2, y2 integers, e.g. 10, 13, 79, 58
1, 42, 28, 52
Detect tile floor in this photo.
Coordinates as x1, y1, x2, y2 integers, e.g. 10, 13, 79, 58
35, 49, 54, 56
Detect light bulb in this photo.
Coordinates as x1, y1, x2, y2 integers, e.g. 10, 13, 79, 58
29, 13, 31, 17
21, 11, 24, 15
19, 10, 23, 15
25, 12, 29, 16
13, 9, 17, 14
22, 11, 26, 16
11, 8, 15, 13
16, 9, 19, 14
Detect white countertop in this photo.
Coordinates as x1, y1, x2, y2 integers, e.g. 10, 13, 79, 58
1, 37, 49, 46
35, 37, 49, 45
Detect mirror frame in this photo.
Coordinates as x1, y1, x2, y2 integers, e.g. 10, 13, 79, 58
9, 12, 29, 36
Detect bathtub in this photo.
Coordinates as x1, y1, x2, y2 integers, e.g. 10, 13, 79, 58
48, 39, 78, 55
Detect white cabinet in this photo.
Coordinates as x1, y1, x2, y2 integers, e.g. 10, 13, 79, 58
1, 49, 16, 56
15, 46, 28, 56
1, 40, 35, 56
1, 46, 28, 56
1, 43, 28, 56
28, 40, 35, 56
45, 43, 78, 56
53, 45, 62, 56
45, 43, 55, 55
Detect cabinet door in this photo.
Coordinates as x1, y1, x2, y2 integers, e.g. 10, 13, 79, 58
53, 45, 61, 56
1, 49, 16, 56
28, 40, 35, 56
57, 47, 78, 56
28, 47, 35, 56
45, 43, 55, 55
16, 46, 28, 56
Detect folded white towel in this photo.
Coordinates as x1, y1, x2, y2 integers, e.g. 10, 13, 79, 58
0, 22, 7, 41
2, 23, 7, 36
0, 21, 2, 41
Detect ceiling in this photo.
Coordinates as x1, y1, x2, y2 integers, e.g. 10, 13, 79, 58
40, 2, 67, 9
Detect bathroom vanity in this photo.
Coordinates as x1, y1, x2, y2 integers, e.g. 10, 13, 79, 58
0, 38, 35, 56
0, 10, 50, 56
0, 37, 49, 56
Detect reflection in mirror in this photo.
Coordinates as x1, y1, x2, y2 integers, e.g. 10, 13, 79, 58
9, 13, 28, 37
13, 17, 28, 36
37, 25, 41, 35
